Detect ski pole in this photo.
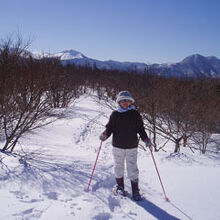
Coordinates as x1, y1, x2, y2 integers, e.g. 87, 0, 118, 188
149, 148, 169, 202
86, 141, 103, 192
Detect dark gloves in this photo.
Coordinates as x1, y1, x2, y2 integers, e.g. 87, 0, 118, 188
99, 131, 108, 142
144, 137, 153, 151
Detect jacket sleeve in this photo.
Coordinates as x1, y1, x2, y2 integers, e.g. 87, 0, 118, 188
105, 111, 116, 137
136, 111, 149, 141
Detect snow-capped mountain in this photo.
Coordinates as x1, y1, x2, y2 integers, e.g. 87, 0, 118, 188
52, 50, 148, 72
31, 50, 85, 60
150, 54, 220, 78
34, 50, 220, 78
52, 49, 86, 60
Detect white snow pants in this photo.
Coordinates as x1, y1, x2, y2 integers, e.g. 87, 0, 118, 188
112, 147, 139, 181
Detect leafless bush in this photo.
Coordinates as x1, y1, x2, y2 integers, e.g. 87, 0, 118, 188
93, 69, 220, 154
0, 38, 51, 152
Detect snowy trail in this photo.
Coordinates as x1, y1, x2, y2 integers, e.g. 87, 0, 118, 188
0, 94, 220, 220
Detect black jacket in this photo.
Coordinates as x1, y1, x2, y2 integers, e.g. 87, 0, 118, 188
105, 109, 148, 149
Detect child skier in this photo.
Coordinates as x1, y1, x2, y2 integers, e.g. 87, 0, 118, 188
99, 91, 152, 201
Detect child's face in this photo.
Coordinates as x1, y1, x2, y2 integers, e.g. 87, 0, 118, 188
119, 100, 132, 109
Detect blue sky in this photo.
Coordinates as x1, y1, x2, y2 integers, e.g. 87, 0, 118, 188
0, 0, 220, 63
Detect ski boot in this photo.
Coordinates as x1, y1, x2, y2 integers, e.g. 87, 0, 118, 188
131, 179, 142, 201
113, 177, 126, 196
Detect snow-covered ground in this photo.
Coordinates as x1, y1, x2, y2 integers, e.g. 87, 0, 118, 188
0, 94, 220, 220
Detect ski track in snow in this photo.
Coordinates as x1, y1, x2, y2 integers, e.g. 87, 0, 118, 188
0, 94, 220, 220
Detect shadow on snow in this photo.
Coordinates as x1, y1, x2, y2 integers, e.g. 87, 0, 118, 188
135, 197, 181, 220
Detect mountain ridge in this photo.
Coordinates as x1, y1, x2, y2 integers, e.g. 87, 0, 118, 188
32, 50, 220, 78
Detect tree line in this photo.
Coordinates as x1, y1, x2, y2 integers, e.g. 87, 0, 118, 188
93, 68, 220, 153
0, 38, 219, 153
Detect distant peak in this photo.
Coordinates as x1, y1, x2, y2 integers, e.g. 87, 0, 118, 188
53, 49, 85, 60
181, 54, 207, 64
61, 49, 82, 55
186, 54, 204, 59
